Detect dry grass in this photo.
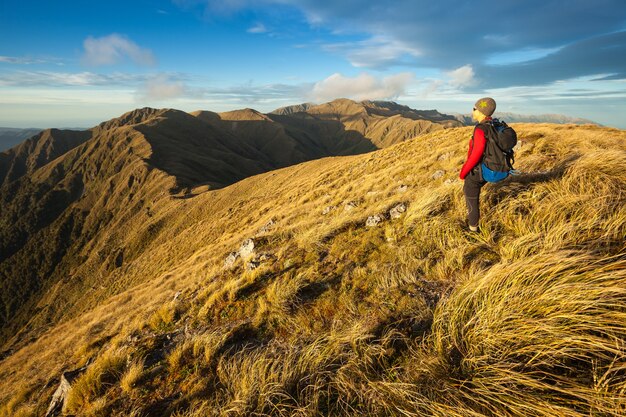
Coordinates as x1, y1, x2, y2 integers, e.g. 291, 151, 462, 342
1, 123, 625, 416
63, 348, 127, 414
120, 358, 146, 396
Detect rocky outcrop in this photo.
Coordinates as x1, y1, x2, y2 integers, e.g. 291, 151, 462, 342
239, 239, 255, 259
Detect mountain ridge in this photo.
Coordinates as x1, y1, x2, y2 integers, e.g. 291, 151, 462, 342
0, 98, 459, 349
0, 119, 624, 416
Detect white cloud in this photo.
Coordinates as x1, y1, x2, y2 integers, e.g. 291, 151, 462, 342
247, 23, 268, 33
446, 65, 476, 87
82, 34, 156, 67
137, 74, 187, 101
311, 72, 415, 102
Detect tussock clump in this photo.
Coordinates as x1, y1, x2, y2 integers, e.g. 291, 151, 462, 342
120, 359, 145, 395
424, 252, 626, 416
64, 348, 127, 414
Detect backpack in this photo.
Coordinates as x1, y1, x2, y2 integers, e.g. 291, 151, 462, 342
479, 119, 517, 182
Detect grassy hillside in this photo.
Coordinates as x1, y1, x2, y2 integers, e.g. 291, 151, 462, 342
0, 100, 458, 348
1, 123, 625, 416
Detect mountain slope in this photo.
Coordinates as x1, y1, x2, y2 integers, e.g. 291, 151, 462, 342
0, 100, 460, 351
0, 129, 91, 187
0, 121, 624, 416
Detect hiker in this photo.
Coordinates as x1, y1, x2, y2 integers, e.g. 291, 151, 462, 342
459, 97, 497, 232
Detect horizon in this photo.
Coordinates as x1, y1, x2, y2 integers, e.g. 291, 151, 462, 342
0, 99, 600, 131
1, 1, 625, 129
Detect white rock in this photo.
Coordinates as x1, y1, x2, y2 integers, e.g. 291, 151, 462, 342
239, 238, 255, 258
438, 151, 454, 161
431, 170, 445, 180
389, 203, 407, 219
397, 185, 409, 193
366, 214, 384, 227
257, 218, 276, 234
224, 251, 239, 268
344, 201, 358, 211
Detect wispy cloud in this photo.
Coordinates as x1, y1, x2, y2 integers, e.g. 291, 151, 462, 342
0, 71, 149, 87
311, 72, 415, 102
0, 56, 43, 65
0, 56, 61, 65
247, 23, 268, 34
137, 74, 187, 101
82, 34, 156, 67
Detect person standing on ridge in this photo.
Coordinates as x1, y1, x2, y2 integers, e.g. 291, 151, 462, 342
459, 97, 497, 232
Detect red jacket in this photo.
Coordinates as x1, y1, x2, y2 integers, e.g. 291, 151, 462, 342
459, 118, 491, 179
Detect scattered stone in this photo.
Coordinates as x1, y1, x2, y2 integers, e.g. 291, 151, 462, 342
438, 151, 454, 161
322, 205, 336, 215
224, 251, 239, 268
389, 203, 407, 219
257, 218, 276, 235
366, 191, 379, 196
246, 252, 275, 271
344, 201, 359, 211
444, 178, 455, 185
431, 170, 445, 180
239, 238, 255, 258
45, 366, 88, 417
366, 214, 385, 227
397, 184, 409, 193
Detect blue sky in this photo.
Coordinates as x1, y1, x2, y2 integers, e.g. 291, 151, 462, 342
1, 0, 625, 128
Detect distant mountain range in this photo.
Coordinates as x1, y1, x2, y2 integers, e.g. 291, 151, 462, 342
0, 127, 44, 152
451, 112, 598, 125
1, 103, 599, 153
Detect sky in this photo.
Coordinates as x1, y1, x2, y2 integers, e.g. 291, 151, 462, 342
1, 0, 625, 128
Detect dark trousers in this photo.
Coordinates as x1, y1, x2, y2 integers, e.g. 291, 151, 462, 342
463, 166, 487, 227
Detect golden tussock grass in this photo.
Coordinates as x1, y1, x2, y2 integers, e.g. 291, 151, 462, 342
1, 123, 625, 416
63, 348, 127, 414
